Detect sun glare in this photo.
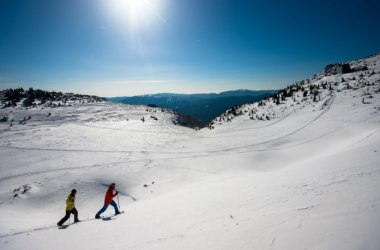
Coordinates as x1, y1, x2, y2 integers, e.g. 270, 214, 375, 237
104, 0, 164, 31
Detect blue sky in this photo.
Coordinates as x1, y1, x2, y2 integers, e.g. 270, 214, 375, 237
0, 0, 379, 97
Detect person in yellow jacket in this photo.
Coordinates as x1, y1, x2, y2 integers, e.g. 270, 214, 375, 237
57, 189, 80, 226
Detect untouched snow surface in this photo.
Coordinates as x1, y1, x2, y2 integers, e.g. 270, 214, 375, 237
1, 56, 380, 249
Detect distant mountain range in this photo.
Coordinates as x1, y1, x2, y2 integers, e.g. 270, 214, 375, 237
108, 89, 278, 125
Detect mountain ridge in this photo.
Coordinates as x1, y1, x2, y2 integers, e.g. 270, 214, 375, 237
108, 89, 278, 125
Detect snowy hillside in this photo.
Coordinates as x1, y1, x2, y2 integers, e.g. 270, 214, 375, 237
208, 53, 380, 129
0, 88, 106, 109
1, 53, 380, 250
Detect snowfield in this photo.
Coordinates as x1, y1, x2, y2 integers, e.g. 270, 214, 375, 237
1, 54, 380, 250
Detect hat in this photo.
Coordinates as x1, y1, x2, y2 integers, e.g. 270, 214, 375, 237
110, 183, 115, 187
71, 189, 77, 194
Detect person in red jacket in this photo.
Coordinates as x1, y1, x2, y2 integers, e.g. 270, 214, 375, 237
95, 183, 121, 219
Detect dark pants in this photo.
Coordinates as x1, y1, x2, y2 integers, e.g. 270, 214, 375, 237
57, 208, 79, 226
95, 200, 120, 218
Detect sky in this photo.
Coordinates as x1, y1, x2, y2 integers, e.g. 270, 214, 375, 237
0, 0, 380, 97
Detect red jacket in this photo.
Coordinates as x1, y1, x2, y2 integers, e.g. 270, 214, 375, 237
104, 186, 116, 205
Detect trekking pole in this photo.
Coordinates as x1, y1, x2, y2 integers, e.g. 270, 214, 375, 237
117, 193, 121, 211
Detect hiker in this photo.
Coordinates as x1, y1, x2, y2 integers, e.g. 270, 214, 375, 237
57, 189, 80, 226
95, 183, 121, 219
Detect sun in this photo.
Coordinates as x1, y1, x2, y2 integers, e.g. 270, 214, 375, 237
104, 0, 164, 31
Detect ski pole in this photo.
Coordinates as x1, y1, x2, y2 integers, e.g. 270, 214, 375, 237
117, 193, 121, 211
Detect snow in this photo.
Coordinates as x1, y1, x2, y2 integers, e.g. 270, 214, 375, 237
1, 54, 380, 249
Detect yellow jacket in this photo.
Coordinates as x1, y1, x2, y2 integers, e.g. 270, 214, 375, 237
66, 194, 75, 211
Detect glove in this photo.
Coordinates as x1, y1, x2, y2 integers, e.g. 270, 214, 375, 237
115, 191, 118, 196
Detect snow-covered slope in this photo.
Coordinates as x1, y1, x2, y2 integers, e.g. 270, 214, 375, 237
208, 53, 380, 129
1, 54, 380, 250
